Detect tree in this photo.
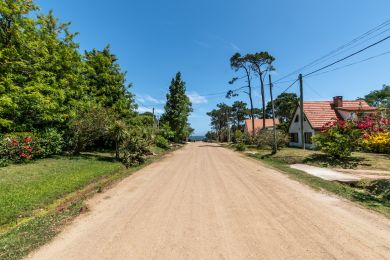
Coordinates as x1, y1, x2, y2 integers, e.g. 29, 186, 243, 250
207, 103, 232, 142
247, 52, 275, 130
84, 46, 136, 119
161, 72, 193, 142
364, 85, 390, 109
227, 53, 255, 137
231, 101, 248, 131
266, 93, 299, 122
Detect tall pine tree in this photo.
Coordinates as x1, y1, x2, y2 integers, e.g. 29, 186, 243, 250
161, 72, 193, 142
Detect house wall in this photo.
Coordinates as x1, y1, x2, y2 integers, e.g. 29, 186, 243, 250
288, 107, 315, 149
337, 110, 356, 120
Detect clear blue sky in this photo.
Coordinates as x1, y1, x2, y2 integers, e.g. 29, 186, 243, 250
36, 0, 390, 135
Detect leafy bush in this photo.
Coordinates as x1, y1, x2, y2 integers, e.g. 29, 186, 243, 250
38, 128, 64, 157
253, 129, 289, 150
0, 133, 37, 164
361, 132, 390, 154
155, 135, 169, 149
121, 129, 152, 167
312, 120, 361, 158
66, 106, 111, 154
158, 124, 175, 141
234, 142, 246, 151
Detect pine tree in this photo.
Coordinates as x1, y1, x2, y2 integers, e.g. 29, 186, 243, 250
161, 72, 193, 142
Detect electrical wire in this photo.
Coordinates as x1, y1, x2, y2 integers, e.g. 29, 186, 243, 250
303, 35, 390, 77
273, 19, 390, 83
306, 50, 390, 78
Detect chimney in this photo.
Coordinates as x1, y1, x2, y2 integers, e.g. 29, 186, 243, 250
333, 96, 343, 108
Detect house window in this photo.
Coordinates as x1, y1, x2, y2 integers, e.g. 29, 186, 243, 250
290, 133, 299, 143
294, 115, 299, 123
304, 132, 313, 144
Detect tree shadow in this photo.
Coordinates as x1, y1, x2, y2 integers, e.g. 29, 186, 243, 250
66, 153, 118, 163
303, 154, 369, 169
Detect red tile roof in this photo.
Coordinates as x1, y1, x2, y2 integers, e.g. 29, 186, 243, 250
303, 100, 375, 129
245, 118, 280, 134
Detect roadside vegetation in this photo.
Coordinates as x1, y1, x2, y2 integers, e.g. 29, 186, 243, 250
205, 52, 390, 217
0, 1, 193, 258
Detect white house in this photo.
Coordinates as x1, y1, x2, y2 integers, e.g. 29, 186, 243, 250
288, 96, 376, 149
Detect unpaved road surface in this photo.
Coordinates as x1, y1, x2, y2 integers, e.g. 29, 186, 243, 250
28, 143, 390, 259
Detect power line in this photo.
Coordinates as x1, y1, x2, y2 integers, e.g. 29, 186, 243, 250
274, 19, 390, 83
303, 35, 390, 77
306, 49, 390, 78
279, 78, 299, 95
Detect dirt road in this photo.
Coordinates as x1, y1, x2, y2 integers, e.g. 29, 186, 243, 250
28, 143, 390, 259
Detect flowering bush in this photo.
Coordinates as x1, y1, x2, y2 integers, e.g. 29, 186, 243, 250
0, 129, 64, 166
361, 132, 390, 154
0, 133, 37, 163
313, 120, 361, 158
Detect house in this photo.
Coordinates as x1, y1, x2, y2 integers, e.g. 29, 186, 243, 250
245, 118, 280, 135
289, 96, 376, 149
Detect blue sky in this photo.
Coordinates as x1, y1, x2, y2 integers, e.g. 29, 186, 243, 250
36, 0, 390, 135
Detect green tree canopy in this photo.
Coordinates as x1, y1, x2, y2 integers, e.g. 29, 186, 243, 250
161, 72, 193, 142
364, 85, 390, 109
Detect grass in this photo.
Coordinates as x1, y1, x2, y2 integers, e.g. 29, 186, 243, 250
0, 146, 177, 259
0, 155, 122, 227
227, 144, 390, 217
246, 147, 390, 171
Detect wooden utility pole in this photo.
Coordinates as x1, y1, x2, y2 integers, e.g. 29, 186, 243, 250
152, 107, 156, 129
269, 74, 277, 154
299, 74, 305, 150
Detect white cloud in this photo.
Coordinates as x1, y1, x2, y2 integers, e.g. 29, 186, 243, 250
136, 94, 165, 105
188, 92, 208, 104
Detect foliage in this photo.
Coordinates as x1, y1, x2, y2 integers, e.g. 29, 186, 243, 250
364, 85, 390, 109
0, 1, 135, 133
266, 93, 299, 123
155, 135, 169, 149
0, 133, 36, 164
160, 72, 193, 143
312, 120, 361, 158
253, 129, 289, 150
207, 103, 233, 142
234, 142, 246, 151
38, 128, 64, 157
66, 106, 112, 154
227, 53, 255, 136
158, 123, 175, 141
231, 101, 248, 131
246, 52, 275, 129
361, 132, 390, 154
120, 128, 152, 167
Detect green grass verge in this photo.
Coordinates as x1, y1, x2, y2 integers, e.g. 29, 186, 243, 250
0, 155, 122, 227
226, 144, 390, 217
0, 146, 178, 259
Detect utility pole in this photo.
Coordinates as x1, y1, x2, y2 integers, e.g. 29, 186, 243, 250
152, 107, 156, 129
299, 74, 305, 150
269, 74, 277, 154
227, 112, 231, 143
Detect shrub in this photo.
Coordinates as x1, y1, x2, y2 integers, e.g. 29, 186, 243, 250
253, 129, 289, 150
313, 120, 361, 158
155, 135, 169, 149
121, 128, 152, 168
234, 142, 246, 151
361, 132, 390, 154
66, 106, 111, 154
38, 128, 64, 157
0, 133, 37, 163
